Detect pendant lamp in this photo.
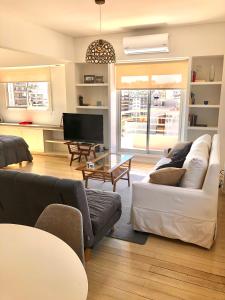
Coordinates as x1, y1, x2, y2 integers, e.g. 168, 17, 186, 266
86, 0, 116, 64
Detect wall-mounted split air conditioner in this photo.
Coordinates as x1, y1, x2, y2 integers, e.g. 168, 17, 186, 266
123, 33, 169, 55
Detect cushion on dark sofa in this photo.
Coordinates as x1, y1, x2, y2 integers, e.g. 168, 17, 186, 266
86, 189, 121, 236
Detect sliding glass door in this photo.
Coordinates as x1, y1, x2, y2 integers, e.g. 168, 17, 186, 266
120, 90, 148, 150
116, 59, 188, 153
119, 89, 182, 152
148, 89, 181, 151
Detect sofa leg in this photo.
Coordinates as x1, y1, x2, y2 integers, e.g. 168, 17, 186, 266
85, 248, 92, 262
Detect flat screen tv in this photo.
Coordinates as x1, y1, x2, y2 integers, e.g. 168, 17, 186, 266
63, 113, 103, 144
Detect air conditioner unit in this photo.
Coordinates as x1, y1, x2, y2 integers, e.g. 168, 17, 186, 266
123, 33, 169, 55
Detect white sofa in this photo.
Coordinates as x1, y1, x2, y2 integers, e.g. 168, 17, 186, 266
131, 134, 220, 248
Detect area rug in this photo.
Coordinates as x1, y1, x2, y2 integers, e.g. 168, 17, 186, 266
86, 173, 149, 245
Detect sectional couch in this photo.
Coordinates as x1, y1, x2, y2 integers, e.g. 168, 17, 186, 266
0, 171, 122, 248
131, 134, 220, 248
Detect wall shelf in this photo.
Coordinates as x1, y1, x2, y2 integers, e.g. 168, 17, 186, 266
190, 81, 222, 86
188, 105, 220, 108
76, 106, 109, 110
188, 126, 218, 131
76, 83, 108, 87
45, 139, 67, 144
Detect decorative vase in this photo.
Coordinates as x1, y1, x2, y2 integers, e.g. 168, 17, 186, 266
192, 70, 197, 82
209, 64, 215, 82
191, 92, 195, 105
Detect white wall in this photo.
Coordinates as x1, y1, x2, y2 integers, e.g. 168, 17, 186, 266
0, 15, 75, 127
73, 22, 225, 163
73, 22, 225, 61
0, 65, 67, 125
0, 48, 61, 67
0, 14, 75, 62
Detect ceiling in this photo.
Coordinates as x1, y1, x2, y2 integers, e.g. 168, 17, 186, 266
0, 0, 225, 37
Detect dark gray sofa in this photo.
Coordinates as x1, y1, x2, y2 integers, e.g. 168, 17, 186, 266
0, 170, 121, 248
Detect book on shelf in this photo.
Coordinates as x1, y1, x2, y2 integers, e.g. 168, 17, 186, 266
188, 114, 197, 126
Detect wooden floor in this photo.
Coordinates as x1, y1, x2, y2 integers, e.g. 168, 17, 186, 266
7, 155, 225, 300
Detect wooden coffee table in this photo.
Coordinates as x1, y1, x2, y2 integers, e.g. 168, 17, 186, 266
76, 153, 134, 192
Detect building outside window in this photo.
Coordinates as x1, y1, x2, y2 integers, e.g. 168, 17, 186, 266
120, 89, 182, 151
7, 82, 50, 110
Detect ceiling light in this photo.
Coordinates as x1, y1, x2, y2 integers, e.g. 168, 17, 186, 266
86, 0, 116, 64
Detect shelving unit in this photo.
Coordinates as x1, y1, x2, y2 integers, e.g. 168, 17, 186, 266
75, 63, 109, 107
74, 63, 111, 147
0, 123, 67, 155
187, 55, 224, 141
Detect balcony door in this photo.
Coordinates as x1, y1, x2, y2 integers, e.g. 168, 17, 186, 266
116, 60, 188, 153
119, 89, 182, 152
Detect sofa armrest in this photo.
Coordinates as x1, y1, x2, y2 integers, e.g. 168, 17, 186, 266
132, 182, 216, 220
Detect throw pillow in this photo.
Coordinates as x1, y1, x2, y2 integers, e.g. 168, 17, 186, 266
149, 167, 186, 186
156, 158, 185, 170
170, 142, 193, 161
154, 157, 172, 170
180, 141, 209, 189
180, 157, 208, 189
167, 141, 190, 158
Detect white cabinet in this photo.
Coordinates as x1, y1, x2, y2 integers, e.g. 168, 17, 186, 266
22, 127, 45, 152
0, 123, 64, 154
0, 125, 44, 152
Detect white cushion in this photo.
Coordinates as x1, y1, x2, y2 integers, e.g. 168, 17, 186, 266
192, 134, 211, 150
180, 140, 209, 189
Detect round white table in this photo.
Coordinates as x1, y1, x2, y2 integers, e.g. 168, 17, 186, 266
0, 224, 88, 300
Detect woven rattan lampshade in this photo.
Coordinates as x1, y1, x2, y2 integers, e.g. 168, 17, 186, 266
86, 39, 116, 64
85, 0, 116, 64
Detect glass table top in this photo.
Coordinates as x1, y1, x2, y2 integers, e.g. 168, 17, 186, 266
77, 153, 134, 173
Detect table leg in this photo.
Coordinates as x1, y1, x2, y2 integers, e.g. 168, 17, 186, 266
111, 173, 116, 192
85, 177, 88, 188
128, 159, 132, 187
127, 171, 130, 187
113, 182, 116, 192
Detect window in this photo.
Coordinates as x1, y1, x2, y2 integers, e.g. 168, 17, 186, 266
7, 82, 50, 110
116, 60, 188, 153
120, 89, 182, 152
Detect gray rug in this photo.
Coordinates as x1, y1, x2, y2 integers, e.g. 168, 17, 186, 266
86, 173, 149, 245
